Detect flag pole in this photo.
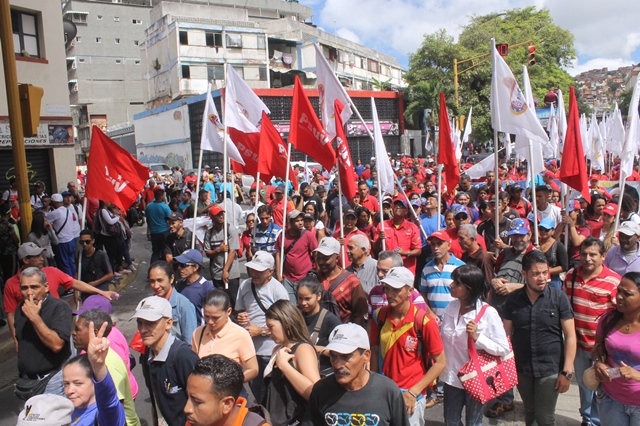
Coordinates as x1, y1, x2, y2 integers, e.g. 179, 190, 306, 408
613, 178, 626, 235
337, 166, 346, 266
376, 158, 386, 251
395, 174, 428, 240
75, 196, 89, 309
279, 143, 292, 280
251, 171, 261, 247
528, 141, 539, 245
191, 148, 204, 249
436, 165, 442, 232
562, 183, 569, 248
222, 125, 229, 290
493, 130, 500, 256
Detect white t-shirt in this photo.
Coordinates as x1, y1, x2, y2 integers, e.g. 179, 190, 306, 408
46, 206, 76, 243
538, 203, 562, 226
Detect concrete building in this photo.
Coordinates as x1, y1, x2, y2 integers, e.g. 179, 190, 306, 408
1, 0, 76, 195
62, 0, 151, 164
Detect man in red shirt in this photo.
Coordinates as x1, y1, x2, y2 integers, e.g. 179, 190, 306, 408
374, 200, 422, 273
542, 172, 560, 192
4, 243, 116, 351
508, 184, 532, 219
268, 184, 295, 228
589, 175, 612, 201
358, 181, 380, 213
142, 179, 157, 208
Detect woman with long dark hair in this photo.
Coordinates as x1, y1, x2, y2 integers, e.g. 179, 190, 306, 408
28, 210, 57, 266
592, 271, 640, 425
440, 264, 510, 426
262, 299, 320, 426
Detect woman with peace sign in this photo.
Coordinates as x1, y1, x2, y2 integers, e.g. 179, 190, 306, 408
62, 321, 126, 426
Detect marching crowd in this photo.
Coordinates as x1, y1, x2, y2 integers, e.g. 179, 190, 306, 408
4, 151, 640, 426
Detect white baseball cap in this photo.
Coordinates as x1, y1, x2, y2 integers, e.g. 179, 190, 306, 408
618, 221, 640, 236
314, 237, 341, 256
325, 323, 370, 354
245, 251, 275, 271
130, 296, 172, 321
17, 394, 74, 425
51, 193, 63, 203
379, 266, 414, 289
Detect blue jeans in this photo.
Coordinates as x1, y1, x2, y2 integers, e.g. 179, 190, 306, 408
57, 240, 77, 278
575, 347, 600, 425
443, 383, 484, 426
44, 370, 64, 396
597, 390, 640, 426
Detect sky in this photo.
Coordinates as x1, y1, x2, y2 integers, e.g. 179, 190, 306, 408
299, 0, 640, 76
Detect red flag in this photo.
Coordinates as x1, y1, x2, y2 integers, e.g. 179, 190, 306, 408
560, 87, 591, 203
85, 126, 149, 211
258, 112, 298, 190
437, 92, 460, 190
334, 100, 358, 200
289, 76, 336, 172
229, 129, 260, 176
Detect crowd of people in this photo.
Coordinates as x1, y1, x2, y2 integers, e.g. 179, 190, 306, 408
4, 151, 640, 426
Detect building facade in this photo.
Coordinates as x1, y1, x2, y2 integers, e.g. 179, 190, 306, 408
1, 0, 76, 195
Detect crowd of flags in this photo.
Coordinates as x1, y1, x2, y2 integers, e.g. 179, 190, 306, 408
84, 40, 640, 244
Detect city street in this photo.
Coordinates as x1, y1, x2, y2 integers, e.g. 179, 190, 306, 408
0, 223, 583, 425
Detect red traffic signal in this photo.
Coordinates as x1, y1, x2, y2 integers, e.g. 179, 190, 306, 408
527, 45, 536, 66
496, 43, 509, 56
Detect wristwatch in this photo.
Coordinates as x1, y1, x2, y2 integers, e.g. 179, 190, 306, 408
560, 371, 573, 380
260, 328, 268, 337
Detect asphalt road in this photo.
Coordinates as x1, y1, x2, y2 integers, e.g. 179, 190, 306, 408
0, 221, 583, 426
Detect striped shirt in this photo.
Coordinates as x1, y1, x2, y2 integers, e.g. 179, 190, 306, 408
420, 254, 466, 319
254, 222, 282, 253
563, 265, 620, 351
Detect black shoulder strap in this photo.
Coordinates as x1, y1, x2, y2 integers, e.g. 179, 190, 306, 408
251, 282, 269, 314
284, 229, 306, 255
197, 327, 206, 354
54, 209, 70, 236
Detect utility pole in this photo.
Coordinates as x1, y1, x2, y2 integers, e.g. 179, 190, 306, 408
0, 0, 33, 237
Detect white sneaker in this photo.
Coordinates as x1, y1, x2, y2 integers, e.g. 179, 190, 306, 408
129, 264, 137, 272
121, 269, 132, 274
114, 272, 123, 277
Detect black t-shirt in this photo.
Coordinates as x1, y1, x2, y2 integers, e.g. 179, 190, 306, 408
302, 372, 409, 426
164, 229, 193, 258
81, 249, 112, 291
304, 194, 325, 214
304, 309, 342, 348
15, 294, 72, 376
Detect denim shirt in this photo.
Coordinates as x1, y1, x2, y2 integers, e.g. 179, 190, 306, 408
168, 289, 197, 345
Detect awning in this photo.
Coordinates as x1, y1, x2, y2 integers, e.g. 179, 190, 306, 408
66, 57, 76, 61
270, 68, 316, 79
64, 11, 89, 15
68, 79, 77, 83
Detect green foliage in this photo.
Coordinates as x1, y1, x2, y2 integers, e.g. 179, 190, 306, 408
371, 77, 394, 91
405, 7, 577, 142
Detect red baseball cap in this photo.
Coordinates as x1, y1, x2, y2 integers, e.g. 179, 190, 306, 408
209, 205, 225, 216
427, 230, 452, 243
603, 203, 618, 216
544, 171, 554, 178
589, 174, 600, 181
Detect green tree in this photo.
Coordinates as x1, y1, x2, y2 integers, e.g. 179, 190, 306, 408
405, 7, 577, 142
371, 77, 394, 91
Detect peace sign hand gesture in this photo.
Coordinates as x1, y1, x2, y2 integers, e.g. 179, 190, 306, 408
87, 321, 110, 381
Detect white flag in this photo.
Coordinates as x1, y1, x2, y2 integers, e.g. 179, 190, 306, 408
556, 89, 567, 157
547, 104, 559, 156
462, 107, 472, 144
491, 40, 549, 145
224, 64, 270, 134
466, 152, 497, 179
621, 78, 640, 180
588, 113, 605, 171
372, 98, 395, 195
424, 131, 431, 151
505, 133, 512, 159
452, 119, 462, 161
580, 113, 590, 159
607, 104, 625, 156
314, 43, 352, 141
201, 85, 245, 164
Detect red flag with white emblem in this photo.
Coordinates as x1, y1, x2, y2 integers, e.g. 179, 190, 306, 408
334, 100, 358, 200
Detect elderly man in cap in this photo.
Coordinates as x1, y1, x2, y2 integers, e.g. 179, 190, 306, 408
269, 184, 295, 228
15, 267, 72, 396
45, 193, 79, 277
135, 295, 199, 426
174, 249, 214, 326
603, 221, 640, 275
204, 205, 240, 307
236, 251, 289, 402
274, 209, 318, 300
314, 237, 368, 326
303, 323, 410, 426
145, 187, 172, 264
371, 266, 445, 426
164, 212, 192, 263
374, 199, 422, 274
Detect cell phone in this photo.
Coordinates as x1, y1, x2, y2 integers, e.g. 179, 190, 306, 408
560, 209, 566, 215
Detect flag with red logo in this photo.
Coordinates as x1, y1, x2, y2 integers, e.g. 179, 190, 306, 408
85, 126, 149, 211
437, 92, 460, 189
314, 43, 352, 141
559, 86, 590, 203
258, 112, 298, 189
334, 100, 358, 200
289, 76, 336, 172
201, 86, 244, 164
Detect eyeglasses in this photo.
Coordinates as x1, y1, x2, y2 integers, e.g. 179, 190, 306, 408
178, 263, 196, 268
79, 240, 92, 245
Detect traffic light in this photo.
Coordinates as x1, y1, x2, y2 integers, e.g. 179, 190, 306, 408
18, 84, 44, 137
495, 43, 509, 56
527, 45, 536, 66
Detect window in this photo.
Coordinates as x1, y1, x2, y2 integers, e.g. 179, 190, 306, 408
115, 59, 122, 64
70, 12, 87, 24
96, 37, 101, 43
114, 17, 120, 22
367, 59, 379, 73
257, 34, 266, 49
179, 31, 188, 45
115, 38, 120, 44
132, 19, 142, 25
11, 10, 40, 57
226, 34, 242, 48
182, 65, 190, 79
97, 15, 102, 20
231, 65, 244, 78
259, 66, 267, 81
205, 32, 222, 47
133, 40, 139, 46
78, 58, 85, 63
134, 60, 140, 65
76, 36, 81, 42
207, 65, 224, 80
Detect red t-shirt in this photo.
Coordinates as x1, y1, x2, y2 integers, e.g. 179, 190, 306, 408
377, 219, 422, 273
274, 229, 318, 282
4, 267, 75, 313
446, 227, 487, 259
360, 196, 380, 213
269, 198, 295, 228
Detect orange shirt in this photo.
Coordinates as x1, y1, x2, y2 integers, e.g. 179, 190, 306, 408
191, 320, 256, 363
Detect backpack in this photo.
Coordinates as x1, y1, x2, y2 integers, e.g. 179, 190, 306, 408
306, 269, 346, 319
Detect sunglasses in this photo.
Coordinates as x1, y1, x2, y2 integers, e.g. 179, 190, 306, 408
455, 214, 469, 220
178, 262, 196, 268
79, 240, 92, 245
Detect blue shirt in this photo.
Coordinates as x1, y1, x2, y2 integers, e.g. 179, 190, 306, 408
203, 181, 216, 202
145, 200, 171, 234
420, 254, 465, 319
71, 371, 125, 426
176, 276, 215, 326
168, 289, 198, 344
254, 222, 282, 253
418, 213, 446, 248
